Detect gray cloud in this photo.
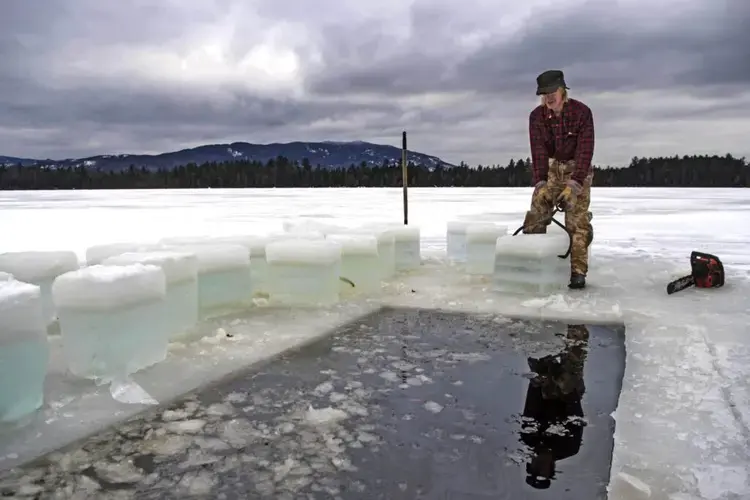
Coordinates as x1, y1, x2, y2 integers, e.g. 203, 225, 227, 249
0, 0, 748, 166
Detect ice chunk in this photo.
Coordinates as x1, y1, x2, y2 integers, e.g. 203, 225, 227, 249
52, 264, 168, 380
265, 239, 342, 306
465, 223, 508, 275
0, 272, 13, 281
283, 219, 344, 236
161, 244, 252, 317
446, 221, 472, 263
383, 226, 420, 271
325, 234, 381, 293
102, 251, 199, 341
85, 242, 159, 265
0, 250, 79, 324
207, 235, 273, 296
0, 279, 48, 424
493, 232, 570, 294
341, 227, 396, 279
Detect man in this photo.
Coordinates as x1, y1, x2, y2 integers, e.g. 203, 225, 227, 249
525, 69, 595, 290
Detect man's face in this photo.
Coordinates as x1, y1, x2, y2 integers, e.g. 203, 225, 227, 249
543, 87, 564, 110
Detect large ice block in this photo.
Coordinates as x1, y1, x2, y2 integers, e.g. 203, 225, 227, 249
208, 235, 274, 296
446, 221, 472, 263
326, 234, 381, 294
493, 232, 571, 294
163, 244, 252, 317
0, 279, 48, 425
103, 251, 199, 341
465, 224, 508, 275
0, 251, 79, 325
85, 242, 159, 265
52, 264, 168, 380
283, 220, 342, 236
266, 239, 342, 306
387, 226, 421, 270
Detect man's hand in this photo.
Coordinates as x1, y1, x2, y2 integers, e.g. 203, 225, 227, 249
556, 180, 582, 210
533, 180, 552, 204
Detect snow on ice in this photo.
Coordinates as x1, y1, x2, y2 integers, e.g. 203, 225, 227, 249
0, 187, 747, 499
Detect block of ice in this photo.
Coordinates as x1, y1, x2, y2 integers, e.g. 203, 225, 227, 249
86, 242, 159, 265
162, 244, 252, 316
208, 235, 274, 296
103, 251, 199, 341
0, 272, 13, 281
326, 234, 381, 293
52, 264, 168, 380
0, 251, 79, 324
465, 224, 509, 275
283, 220, 343, 236
493, 232, 571, 294
0, 279, 48, 424
266, 239, 342, 306
446, 221, 472, 263
385, 226, 421, 271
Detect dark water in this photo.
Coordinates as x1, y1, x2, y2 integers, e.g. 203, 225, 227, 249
0, 307, 625, 499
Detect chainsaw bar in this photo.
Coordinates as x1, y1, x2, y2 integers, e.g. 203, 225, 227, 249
667, 274, 695, 295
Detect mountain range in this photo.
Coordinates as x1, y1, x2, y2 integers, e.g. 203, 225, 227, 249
0, 141, 456, 172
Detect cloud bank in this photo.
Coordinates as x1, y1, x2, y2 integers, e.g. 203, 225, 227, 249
1, 0, 748, 166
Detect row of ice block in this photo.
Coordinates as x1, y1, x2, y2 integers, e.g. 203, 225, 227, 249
0, 226, 422, 425
448, 220, 579, 294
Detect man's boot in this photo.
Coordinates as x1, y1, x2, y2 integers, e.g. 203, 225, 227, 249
568, 273, 586, 289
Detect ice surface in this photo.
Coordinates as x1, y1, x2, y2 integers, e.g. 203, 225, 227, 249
465, 223, 508, 275
0, 187, 748, 500
51, 264, 168, 380
326, 234, 381, 293
102, 251, 199, 341
383, 225, 420, 270
266, 239, 342, 305
162, 244, 252, 316
0, 251, 79, 324
0, 279, 48, 424
446, 220, 472, 263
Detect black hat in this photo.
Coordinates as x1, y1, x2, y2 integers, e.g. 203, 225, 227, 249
536, 70, 569, 95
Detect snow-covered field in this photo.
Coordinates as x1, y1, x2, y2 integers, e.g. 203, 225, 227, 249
0, 187, 748, 499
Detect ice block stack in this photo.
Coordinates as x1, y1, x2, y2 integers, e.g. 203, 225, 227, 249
0, 278, 49, 424
493, 231, 571, 294
265, 239, 342, 306
52, 264, 169, 380
0, 251, 79, 325
161, 244, 252, 317
326, 234, 381, 293
103, 250, 199, 341
446, 221, 471, 263
380, 225, 420, 271
465, 223, 508, 275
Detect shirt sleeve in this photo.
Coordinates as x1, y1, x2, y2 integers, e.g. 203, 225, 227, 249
528, 109, 549, 185
572, 106, 594, 185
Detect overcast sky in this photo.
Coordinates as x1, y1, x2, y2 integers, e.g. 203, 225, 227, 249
1, 0, 748, 166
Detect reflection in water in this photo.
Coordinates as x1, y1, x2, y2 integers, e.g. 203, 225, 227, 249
521, 324, 590, 489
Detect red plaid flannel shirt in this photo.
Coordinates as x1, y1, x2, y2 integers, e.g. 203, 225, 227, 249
528, 98, 595, 186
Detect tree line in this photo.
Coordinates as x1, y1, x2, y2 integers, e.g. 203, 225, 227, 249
0, 154, 746, 190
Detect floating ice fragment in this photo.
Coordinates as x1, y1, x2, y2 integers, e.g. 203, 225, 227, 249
314, 381, 334, 394
305, 405, 349, 426
110, 378, 158, 406
423, 401, 444, 413
165, 419, 206, 434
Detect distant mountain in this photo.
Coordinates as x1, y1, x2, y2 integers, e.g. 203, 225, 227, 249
0, 155, 38, 167
0, 141, 456, 172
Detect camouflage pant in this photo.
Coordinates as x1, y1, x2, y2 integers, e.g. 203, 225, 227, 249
524, 159, 594, 276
